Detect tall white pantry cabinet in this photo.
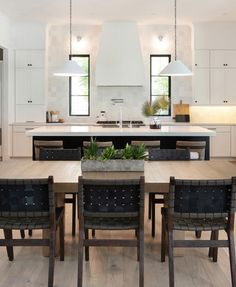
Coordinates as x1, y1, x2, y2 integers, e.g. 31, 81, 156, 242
193, 49, 236, 105
15, 50, 45, 122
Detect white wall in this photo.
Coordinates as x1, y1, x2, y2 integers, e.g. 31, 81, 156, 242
194, 22, 236, 49
47, 24, 192, 123
12, 22, 47, 50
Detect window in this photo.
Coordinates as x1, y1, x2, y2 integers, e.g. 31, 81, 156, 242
69, 55, 90, 116
150, 55, 171, 116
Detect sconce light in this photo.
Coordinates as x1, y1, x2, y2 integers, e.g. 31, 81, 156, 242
158, 35, 164, 42
77, 36, 82, 42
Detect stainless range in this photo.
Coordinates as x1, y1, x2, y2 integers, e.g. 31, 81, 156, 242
96, 120, 145, 128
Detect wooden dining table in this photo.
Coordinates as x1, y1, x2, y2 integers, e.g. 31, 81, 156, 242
1, 158, 236, 256
0, 159, 236, 191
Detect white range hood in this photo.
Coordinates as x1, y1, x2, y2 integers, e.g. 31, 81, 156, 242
95, 22, 145, 87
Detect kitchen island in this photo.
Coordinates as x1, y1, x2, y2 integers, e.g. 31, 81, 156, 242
27, 125, 215, 160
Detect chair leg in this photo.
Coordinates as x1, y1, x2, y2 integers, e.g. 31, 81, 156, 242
59, 217, 65, 261
139, 228, 144, 287
228, 230, 236, 287
212, 230, 219, 262
48, 228, 56, 287
85, 229, 89, 262
161, 214, 166, 262
195, 231, 202, 238
72, 194, 76, 237
78, 228, 84, 287
148, 193, 152, 220
4, 229, 14, 261
168, 230, 174, 287
151, 195, 156, 238
20, 230, 25, 239
208, 231, 215, 258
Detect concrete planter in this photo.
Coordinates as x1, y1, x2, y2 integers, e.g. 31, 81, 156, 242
81, 159, 144, 172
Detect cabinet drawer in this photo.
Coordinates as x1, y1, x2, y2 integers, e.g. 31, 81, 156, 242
13, 126, 37, 133
206, 126, 231, 133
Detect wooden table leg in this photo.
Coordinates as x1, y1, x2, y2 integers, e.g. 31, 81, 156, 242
43, 193, 65, 257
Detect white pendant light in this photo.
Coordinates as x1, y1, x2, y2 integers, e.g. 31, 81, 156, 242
159, 0, 192, 77
54, 0, 85, 77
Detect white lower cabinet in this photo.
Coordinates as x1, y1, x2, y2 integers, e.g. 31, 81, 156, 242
12, 125, 36, 157
206, 126, 231, 157
231, 126, 236, 157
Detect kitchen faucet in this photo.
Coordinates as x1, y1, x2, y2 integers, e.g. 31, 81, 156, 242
111, 98, 124, 128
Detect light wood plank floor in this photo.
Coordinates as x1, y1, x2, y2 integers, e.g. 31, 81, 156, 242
0, 197, 232, 287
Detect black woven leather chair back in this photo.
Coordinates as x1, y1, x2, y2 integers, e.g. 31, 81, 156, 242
78, 177, 145, 229
34, 140, 63, 160
149, 148, 190, 161
39, 148, 81, 161
0, 177, 54, 218
169, 177, 236, 219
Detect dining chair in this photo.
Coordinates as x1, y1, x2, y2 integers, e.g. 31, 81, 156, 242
82, 141, 113, 237
77, 176, 145, 287
34, 140, 63, 160
0, 176, 64, 287
20, 140, 64, 239
176, 140, 206, 160
161, 176, 236, 287
39, 148, 81, 236
148, 148, 190, 237
131, 140, 161, 224
176, 140, 206, 238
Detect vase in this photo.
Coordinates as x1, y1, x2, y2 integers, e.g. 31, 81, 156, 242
148, 116, 161, 129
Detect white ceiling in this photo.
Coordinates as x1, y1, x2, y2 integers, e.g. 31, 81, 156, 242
0, 0, 236, 25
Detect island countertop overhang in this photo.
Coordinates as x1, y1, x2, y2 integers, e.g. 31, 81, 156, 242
26, 125, 216, 137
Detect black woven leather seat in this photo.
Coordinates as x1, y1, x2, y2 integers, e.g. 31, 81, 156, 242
78, 176, 145, 287
162, 177, 236, 287
0, 177, 64, 287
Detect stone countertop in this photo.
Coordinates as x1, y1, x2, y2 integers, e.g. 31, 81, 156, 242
26, 125, 216, 137
11, 121, 236, 127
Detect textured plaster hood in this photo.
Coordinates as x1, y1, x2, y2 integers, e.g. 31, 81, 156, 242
95, 22, 145, 86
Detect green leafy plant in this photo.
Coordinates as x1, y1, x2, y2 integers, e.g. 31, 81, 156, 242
121, 143, 134, 159
100, 145, 117, 160
83, 137, 98, 160
132, 144, 147, 160
121, 143, 147, 160
83, 139, 146, 160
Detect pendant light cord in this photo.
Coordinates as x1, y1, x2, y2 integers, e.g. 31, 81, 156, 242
174, 0, 177, 61
70, 0, 72, 56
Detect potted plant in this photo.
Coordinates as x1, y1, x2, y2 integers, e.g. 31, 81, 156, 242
142, 97, 169, 129
81, 139, 146, 172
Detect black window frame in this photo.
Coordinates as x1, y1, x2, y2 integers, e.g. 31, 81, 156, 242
69, 54, 90, 116
150, 54, 171, 116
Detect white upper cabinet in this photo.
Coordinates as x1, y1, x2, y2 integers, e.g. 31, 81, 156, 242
15, 49, 45, 122
15, 50, 45, 68
194, 50, 210, 68
192, 68, 210, 105
210, 68, 236, 105
210, 50, 236, 68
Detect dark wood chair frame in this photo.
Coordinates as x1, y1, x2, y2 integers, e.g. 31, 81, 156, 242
148, 148, 190, 238
161, 176, 236, 287
77, 176, 145, 287
39, 148, 81, 237
0, 176, 64, 287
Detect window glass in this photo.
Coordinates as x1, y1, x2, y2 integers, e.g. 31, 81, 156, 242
69, 55, 90, 116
